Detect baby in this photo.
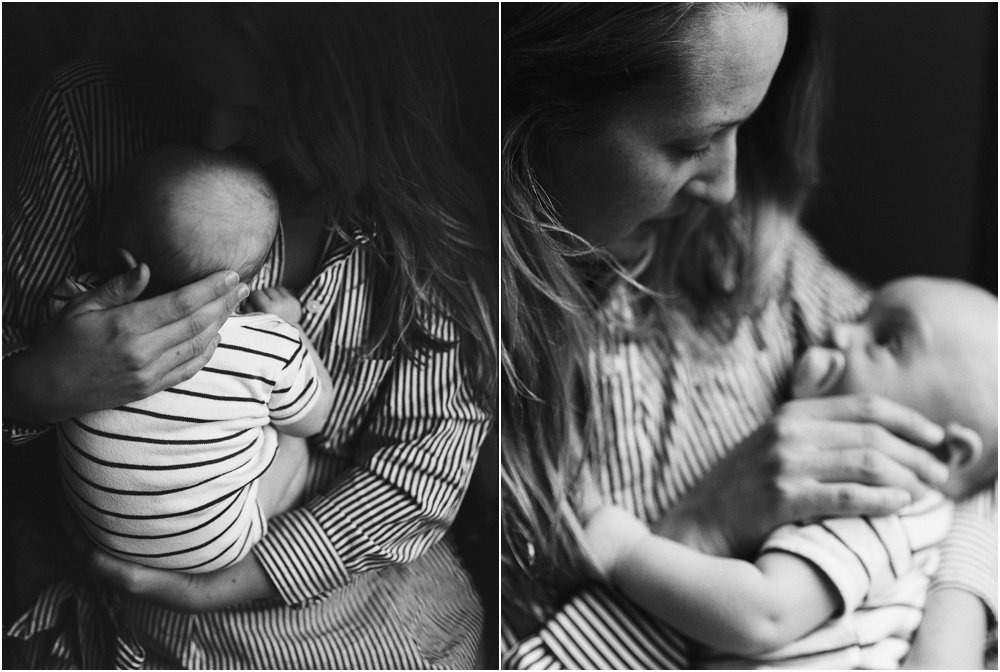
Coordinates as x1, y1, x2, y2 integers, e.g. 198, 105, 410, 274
584, 277, 997, 668
51, 145, 334, 573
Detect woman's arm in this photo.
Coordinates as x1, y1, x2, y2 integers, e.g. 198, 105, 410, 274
903, 588, 987, 669
906, 484, 997, 669
95, 297, 490, 610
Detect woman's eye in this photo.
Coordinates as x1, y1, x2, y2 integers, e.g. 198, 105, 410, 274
668, 144, 711, 161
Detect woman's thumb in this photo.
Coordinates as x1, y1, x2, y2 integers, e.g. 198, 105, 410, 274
75, 263, 150, 312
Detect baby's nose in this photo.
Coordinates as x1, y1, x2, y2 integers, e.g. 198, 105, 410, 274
829, 323, 852, 350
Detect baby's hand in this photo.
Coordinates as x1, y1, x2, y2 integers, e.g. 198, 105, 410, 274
247, 287, 303, 324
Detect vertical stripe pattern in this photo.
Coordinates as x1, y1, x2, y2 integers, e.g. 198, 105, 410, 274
5, 59, 488, 669
503, 227, 996, 668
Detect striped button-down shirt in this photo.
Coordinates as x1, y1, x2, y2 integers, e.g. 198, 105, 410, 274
5, 59, 489, 669
502, 228, 997, 669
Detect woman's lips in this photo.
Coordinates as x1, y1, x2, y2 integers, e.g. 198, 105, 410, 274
792, 346, 846, 399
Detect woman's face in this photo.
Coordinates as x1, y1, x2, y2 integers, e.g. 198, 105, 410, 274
175, 26, 280, 170
544, 6, 788, 261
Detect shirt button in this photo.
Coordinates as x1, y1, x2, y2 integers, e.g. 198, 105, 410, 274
305, 299, 324, 314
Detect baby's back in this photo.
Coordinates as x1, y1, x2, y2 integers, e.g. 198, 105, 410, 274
58, 313, 317, 573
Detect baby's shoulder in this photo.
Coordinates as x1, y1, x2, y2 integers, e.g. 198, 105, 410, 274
221, 313, 303, 355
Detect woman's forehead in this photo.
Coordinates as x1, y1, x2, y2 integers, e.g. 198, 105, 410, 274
179, 30, 265, 107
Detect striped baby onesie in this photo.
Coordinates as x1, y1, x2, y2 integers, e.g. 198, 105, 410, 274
701, 492, 953, 668
57, 305, 321, 573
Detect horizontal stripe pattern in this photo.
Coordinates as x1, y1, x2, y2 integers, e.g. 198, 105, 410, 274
713, 494, 952, 668
57, 311, 318, 573
504, 228, 996, 668
5, 59, 488, 669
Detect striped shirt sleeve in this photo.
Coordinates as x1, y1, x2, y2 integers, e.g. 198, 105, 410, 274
502, 586, 690, 669
264, 320, 322, 427
253, 311, 490, 606
3, 78, 91, 445
931, 482, 998, 619
762, 493, 950, 618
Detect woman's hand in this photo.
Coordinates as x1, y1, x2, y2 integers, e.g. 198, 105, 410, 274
5, 262, 249, 424
653, 394, 950, 559
90, 550, 279, 613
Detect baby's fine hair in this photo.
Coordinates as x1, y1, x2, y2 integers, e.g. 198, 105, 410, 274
102, 145, 279, 296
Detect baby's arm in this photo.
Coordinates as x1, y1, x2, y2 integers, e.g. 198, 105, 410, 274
250, 288, 334, 437
586, 506, 839, 656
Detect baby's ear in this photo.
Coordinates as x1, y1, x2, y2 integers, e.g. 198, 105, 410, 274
941, 422, 983, 471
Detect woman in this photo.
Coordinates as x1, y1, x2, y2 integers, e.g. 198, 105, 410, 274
502, 4, 994, 668
4, 5, 494, 669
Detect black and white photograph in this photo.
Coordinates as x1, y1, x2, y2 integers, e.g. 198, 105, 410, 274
3, 3, 498, 669
3, 1, 998, 671
500, 3, 996, 670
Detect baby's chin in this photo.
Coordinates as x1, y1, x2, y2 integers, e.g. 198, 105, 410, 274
792, 346, 846, 399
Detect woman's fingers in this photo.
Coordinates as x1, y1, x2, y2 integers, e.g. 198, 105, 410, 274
69, 263, 150, 313
129, 270, 245, 333
145, 281, 248, 353
154, 332, 224, 390
807, 448, 927, 500
801, 483, 914, 521
803, 420, 950, 491
784, 394, 946, 448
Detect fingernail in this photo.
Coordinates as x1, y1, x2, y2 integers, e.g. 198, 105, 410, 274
236, 284, 250, 300
893, 490, 913, 507
225, 271, 240, 287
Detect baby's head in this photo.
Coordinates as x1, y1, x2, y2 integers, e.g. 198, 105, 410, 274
100, 145, 279, 297
793, 277, 998, 500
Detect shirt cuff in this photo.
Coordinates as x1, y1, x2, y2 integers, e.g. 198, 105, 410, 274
252, 506, 350, 607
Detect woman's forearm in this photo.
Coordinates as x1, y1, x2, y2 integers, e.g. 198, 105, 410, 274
902, 588, 987, 669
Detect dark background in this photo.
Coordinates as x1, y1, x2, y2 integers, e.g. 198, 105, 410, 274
805, 3, 997, 293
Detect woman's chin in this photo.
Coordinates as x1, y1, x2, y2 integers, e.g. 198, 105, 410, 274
606, 227, 657, 265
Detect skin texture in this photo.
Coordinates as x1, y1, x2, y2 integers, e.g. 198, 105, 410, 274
543, 5, 951, 562
544, 5, 788, 261
69, 27, 309, 610
795, 277, 998, 498
583, 279, 996, 661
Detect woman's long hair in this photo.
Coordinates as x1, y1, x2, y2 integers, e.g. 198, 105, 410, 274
106, 5, 496, 409
502, 3, 829, 622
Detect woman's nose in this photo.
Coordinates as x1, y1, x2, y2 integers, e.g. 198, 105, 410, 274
683, 128, 737, 206
201, 101, 254, 152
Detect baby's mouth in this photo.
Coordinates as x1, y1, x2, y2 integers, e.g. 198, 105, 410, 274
792, 346, 846, 399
